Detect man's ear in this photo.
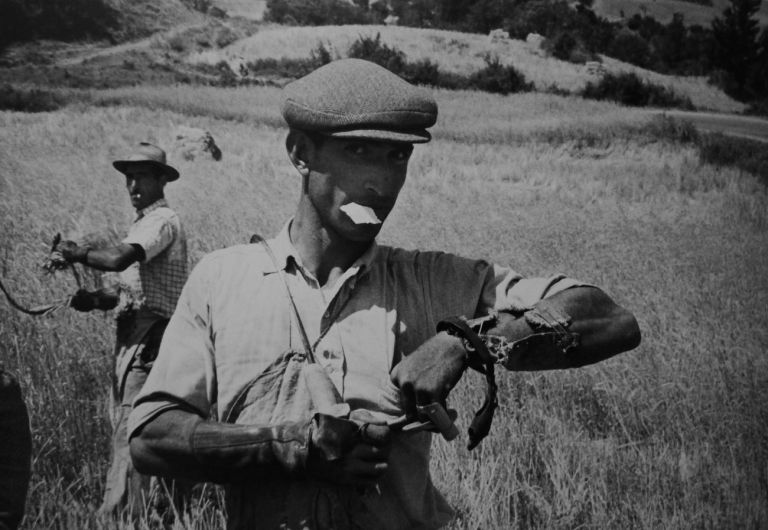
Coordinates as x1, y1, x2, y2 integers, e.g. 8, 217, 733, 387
286, 130, 313, 178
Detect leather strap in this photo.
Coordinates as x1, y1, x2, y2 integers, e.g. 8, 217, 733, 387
436, 316, 498, 450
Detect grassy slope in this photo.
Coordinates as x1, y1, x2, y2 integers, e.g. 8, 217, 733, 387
188, 23, 744, 112
210, 0, 267, 19
1, 85, 767, 528
594, 0, 768, 26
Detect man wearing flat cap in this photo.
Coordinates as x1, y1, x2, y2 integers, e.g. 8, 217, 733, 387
128, 59, 640, 529
56, 142, 188, 517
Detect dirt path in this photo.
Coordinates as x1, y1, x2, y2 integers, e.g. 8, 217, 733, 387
651, 109, 768, 143
55, 22, 205, 66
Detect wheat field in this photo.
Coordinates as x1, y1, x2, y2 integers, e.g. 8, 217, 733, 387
1, 85, 767, 529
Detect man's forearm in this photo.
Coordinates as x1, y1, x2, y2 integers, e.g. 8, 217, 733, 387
472, 286, 641, 371
81, 244, 141, 272
130, 409, 310, 484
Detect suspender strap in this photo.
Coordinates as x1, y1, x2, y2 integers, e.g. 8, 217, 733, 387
251, 234, 316, 363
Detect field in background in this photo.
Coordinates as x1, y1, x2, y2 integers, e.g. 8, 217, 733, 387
1, 85, 767, 529
189, 24, 744, 113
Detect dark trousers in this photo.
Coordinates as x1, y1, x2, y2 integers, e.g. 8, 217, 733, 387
0, 370, 32, 530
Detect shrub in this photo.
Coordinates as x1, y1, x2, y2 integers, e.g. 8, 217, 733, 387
467, 55, 533, 95
0, 84, 65, 112
745, 98, 768, 117
348, 33, 406, 74
547, 31, 578, 62
214, 26, 239, 48
402, 59, 440, 86
582, 72, 694, 109
697, 133, 768, 185
644, 114, 700, 144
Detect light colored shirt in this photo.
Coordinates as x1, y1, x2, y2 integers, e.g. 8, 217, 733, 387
119, 199, 187, 319
129, 221, 581, 529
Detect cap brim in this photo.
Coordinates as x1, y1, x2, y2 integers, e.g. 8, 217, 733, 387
113, 160, 179, 182
327, 128, 431, 144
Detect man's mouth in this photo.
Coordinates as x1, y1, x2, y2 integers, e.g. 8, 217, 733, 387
340, 202, 382, 225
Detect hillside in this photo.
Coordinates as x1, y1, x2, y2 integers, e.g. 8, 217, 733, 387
189, 23, 745, 112
210, 0, 267, 19
593, 0, 768, 26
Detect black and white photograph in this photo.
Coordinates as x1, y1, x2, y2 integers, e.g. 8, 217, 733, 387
1, 0, 766, 528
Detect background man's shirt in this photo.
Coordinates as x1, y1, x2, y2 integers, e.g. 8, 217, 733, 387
119, 199, 187, 319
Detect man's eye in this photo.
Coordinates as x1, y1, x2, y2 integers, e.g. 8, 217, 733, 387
345, 144, 367, 156
391, 148, 412, 162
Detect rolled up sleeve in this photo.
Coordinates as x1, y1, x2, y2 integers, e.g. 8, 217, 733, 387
478, 264, 587, 315
123, 211, 176, 262
128, 256, 218, 438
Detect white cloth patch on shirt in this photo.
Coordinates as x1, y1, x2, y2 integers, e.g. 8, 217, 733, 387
340, 202, 381, 225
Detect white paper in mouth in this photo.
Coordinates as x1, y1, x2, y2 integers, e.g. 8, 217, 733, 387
340, 202, 382, 225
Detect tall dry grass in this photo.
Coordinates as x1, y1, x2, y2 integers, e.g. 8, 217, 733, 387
1, 86, 767, 529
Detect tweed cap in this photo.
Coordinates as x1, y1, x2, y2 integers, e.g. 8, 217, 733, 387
113, 142, 179, 182
281, 58, 438, 143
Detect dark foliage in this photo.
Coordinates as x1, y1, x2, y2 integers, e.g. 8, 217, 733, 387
711, 0, 765, 99
697, 132, 768, 185
264, 0, 373, 25
745, 98, 768, 117
608, 30, 653, 68
0, 0, 119, 49
467, 55, 533, 95
348, 33, 406, 72
0, 84, 65, 112
581, 72, 694, 109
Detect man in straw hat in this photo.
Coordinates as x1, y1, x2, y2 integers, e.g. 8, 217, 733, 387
128, 59, 640, 529
56, 142, 188, 518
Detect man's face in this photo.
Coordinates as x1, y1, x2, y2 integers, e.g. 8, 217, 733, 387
306, 137, 413, 243
124, 164, 165, 210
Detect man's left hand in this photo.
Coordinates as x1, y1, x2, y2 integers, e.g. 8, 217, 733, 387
390, 332, 467, 420
56, 240, 88, 263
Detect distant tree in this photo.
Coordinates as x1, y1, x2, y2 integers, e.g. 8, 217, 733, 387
609, 29, 652, 68
464, 0, 516, 35
710, 0, 762, 98
661, 13, 687, 67
264, 0, 371, 25
437, 0, 473, 26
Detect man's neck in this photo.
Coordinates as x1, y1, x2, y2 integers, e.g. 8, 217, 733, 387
290, 200, 370, 287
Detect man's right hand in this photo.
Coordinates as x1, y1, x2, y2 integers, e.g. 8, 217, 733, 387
56, 240, 89, 264
69, 289, 97, 312
307, 413, 392, 487
69, 289, 118, 312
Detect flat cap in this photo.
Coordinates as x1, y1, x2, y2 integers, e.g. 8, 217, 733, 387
281, 58, 438, 143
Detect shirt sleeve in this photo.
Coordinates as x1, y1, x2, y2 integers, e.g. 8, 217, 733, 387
122, 210, 177, 263
127, 255, 218, 438
485, 267, 587, 314
419, 251, 587, 321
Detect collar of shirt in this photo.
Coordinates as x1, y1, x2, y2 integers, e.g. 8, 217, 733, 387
264, 219, 378, 295
134, 198, 169, 221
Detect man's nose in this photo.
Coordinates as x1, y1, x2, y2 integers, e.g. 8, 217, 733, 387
126, 178, 137, 192
364, 167, 405, 198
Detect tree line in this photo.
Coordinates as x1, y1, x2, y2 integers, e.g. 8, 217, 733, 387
265, 0, 767, 106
